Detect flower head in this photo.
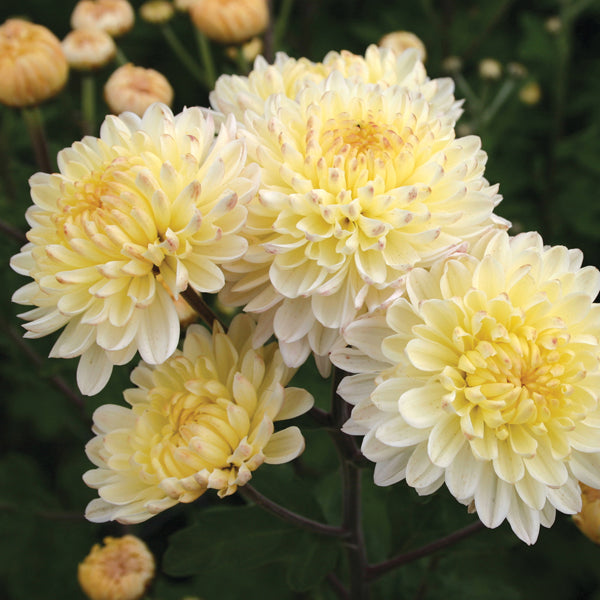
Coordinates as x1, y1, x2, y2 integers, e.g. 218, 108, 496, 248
83, 314, 313, 523
378, 31, 427, 62
62, 28, 116, 71
218, 63, 505, 371
0, 18, 68, 107
332, 230, 600, 544
210, 45, 460, 123
139, 1, 175, 25
104, 63, 173, 116
78, 535, 155, 600
573, 484, 600, 544
11, 103, 259, 395
189, 0, 269, 44
71, 0, 135, 37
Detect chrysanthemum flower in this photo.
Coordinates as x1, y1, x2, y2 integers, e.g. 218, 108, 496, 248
0, 18, 68, 108
378, 31, 427, 62
104, 63, 174, 116
78, 535, 155, 600
83, 314, 313, 523
573, 484, 600, 544
189, 0, 269, 45
62, 28, 116, 71
210, 45, 459, 124
11, 103, 259, 395
139, 1, 175, 24
331, 230, 600, 544
218, 66, 505, 372
71, 0, 135, 37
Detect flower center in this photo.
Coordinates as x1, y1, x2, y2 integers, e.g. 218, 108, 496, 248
449, 315, 588, 442
61, 156, 141, 216
319, 115, 403, 162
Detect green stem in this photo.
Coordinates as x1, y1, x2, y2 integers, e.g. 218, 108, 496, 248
21, 106, 52, 172
273, 0, 295, 51
161, 23, 206, 85
480, 78, 516, 126
240, 484, 348, 537
194, 28, 217, 88
0, 110, 17, 205
115, 46, 129, 66
81, 74, 96, 136
2, 320, 85, 413
0, 218, 27, 244
331, 368, 370, 600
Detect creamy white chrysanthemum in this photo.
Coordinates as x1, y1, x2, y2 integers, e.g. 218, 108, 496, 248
83, 314, 314, 524
220, 71, 506, 372
210, 45, 461, 125
10, 103, 259, 395
331, 230, 600, 544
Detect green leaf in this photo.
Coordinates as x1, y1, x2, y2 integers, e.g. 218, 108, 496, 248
284, 532, 340, 592
163, 505, 294, 577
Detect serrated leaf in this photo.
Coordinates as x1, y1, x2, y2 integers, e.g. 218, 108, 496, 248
163, 505, 294, 577
284, 532, 340, 592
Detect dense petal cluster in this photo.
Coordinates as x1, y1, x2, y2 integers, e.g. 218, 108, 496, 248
11, 103, 259, 394
83, 315, 314, 523
0, 18, 68, 107
218, 62, 505, 371
332, 230, 600, 544
78, 535, 155, 600
210, 44, 460, 123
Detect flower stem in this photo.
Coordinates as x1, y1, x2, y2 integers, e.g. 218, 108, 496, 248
161, 23, 207, 85
115, 46, 129, 66
81, 74, 96, 136
365, 520, 486, 581
331, 368, 370, 599
181, 287, 227, 330
21, 106, 52, 172
2, 320, 85, 413
240, 483, 348, 537
273, 0, 295, 51
0, 218, 27, 244
194, 28, 216, 89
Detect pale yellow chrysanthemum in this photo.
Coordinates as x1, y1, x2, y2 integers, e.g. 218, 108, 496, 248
11, 103, 259, 395
0, 18, 68, 108
331, 230, 600, 544
83, 314, 313, 523
78, 535, 155, 600
210, 44, 460, 124
219, 69, 506, 372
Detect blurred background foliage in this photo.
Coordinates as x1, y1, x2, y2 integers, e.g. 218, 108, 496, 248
1, 0, 600, 599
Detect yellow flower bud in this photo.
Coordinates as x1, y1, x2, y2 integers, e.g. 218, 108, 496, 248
71, 0, 135, 37
574, 484, 600, 544
189, 0, 269, 44
104, 63, 173, 116
62, 28, 116, 70
442, 55, 462, 74
519, 81, 541, 106
78, 535, 155, 600
478, 58, 502, 80
378, 31, 426, 62
140, 0, 175, 24
0, 18, 68, 107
